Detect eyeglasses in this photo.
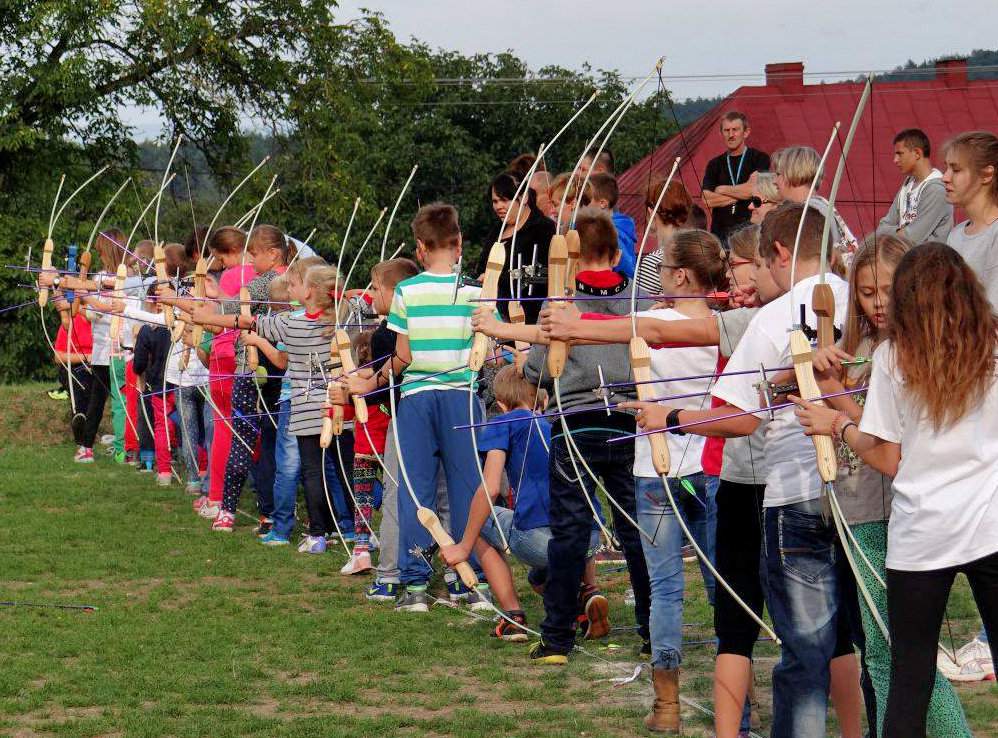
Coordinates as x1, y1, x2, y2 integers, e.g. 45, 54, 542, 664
727, 259, 754, 268
748, 196, 775, 208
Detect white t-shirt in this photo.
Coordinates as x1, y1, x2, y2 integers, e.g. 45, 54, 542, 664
632, 308, 717, 479
712, 273, 849, 507
947, 219, 998, 309
123, 305, 208, 388
861, 341, 998, 571
85, 271, 113, 366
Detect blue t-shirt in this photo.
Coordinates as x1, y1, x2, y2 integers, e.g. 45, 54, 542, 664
476, 408, 551, 531
612, 211, 637, 279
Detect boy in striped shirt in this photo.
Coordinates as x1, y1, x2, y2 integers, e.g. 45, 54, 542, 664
337, 203, 495, 612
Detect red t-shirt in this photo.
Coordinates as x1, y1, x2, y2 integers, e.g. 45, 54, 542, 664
700, 354, 728, 477
354, 404, 390, 456
54, 315, 93, 356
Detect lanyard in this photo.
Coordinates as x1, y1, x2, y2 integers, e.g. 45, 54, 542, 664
726, 151, 747, 186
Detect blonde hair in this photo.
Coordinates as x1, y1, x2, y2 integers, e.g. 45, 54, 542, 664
287, 255, 327, 281
269, 275, 291, 306
304, 265, 340, 336
888, 242, 998, 430
492, 364, 544, 409
548, 172, 593, 210
841, 235, 910, 359
772, 146, 821, 189
94, 228, 125, 272
666, 229, 727, 291
755, 172, 780, 203
943, 131, 998, 204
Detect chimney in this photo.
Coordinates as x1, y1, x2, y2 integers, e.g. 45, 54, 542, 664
765, 62, 804, 94
936, 57, 968, 87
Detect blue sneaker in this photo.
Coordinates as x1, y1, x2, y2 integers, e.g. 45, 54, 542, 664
366, 580, 400, 602
260, 530, 290, 547
447, 579, 472, 603
297, 535, 326, 554
341, 531, 357, 545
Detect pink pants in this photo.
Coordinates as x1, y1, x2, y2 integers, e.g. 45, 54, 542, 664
208, 353, 235, 503
150, 390, 177, 475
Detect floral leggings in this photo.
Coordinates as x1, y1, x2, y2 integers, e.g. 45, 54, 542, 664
850, 521, 972, 738
352, 455, 381, 552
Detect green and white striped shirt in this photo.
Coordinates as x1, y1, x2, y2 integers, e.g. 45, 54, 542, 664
387, 270, 493, 397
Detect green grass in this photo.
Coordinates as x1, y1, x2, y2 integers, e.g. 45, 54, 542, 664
1, 383, 995, 737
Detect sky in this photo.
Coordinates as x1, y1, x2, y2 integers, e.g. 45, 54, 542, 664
127, 0, 995, 139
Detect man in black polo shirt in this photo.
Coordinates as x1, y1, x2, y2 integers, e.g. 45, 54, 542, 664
701, 111, 770, 242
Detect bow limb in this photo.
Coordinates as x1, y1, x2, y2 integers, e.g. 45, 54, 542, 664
387, 362, 479, 589
467, 242, 513, 554
380, 165, 418, 262
202, 156, 271, 257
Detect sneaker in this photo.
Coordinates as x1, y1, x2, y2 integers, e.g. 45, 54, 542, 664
447, 579, 472, 603
297, 535, 327, 555
467, 584, 494, 613
254, 516, 274, 537
197, 500, 221, 519
211, 511, 235, 532
138, 465, 154, 473
156, 472, 171, 487
595, 545, 625, 564
580, 589, 610, 640
113, 450, 127, 464
48, 388, 68, 400
339, 550, 373, 576
493, 611, 530, 643
185, 481, 202, 495
528, 640, 569, 665
623, 587, 636, 607
681, 543, 696, 563
259, 530, 290, 547
937, 638, 996, 682
366, 580, 400, 602
395, 587, 429, 613
340, 531, 357, 545
100, 433, 116, 446
125, 451, 140, 467
74, 447, 94, 464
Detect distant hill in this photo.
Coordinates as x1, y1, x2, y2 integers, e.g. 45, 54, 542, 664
870, 48, 998, 82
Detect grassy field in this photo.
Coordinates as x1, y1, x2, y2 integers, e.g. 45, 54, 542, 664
0, 383, 995, 737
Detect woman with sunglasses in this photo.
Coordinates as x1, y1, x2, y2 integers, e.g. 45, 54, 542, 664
748, 171, 781, 225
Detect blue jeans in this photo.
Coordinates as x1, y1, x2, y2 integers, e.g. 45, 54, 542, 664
636, 473, 716, 670
481, 507, 599, 584
764, 497, 851, 738
175, 385, 207, 486
541, 426, 650, 654
272, 400, 302, 538
396, 390, 484, 585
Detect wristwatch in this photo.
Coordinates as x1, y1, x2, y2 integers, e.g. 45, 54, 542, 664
666, 408, 685, 435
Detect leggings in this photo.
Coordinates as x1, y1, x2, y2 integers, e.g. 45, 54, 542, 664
221, 375, 261, 514
352, 454, 380, 551
61, 364, 93, 444
207, 354, 235, 504
714, 480, 766, 656
851, 522, 971, 737
81, 364, 112, 448
124, 360, 140, 453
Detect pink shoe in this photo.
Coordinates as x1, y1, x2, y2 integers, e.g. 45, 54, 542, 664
211, 510, 235, 532
339, 549, 373, 575
74, 447, 94, 464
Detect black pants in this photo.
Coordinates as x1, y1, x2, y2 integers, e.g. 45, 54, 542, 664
61, 364, 93, 444
714, 480, 766, 657
297, 434, 334, 538
81, 364, 112, 448
884, 550, 998, 737
541, 429, 650, 654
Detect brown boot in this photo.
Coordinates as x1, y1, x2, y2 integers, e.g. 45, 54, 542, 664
643, 667, 681, 733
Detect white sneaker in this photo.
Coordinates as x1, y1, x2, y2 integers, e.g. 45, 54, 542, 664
156, 473, 172, 487
100, 434, 116, 446
937, 638, 995, 682
198, 500, 221, 519
339, 550, 373, 575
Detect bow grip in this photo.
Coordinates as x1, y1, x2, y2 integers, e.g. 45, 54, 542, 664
789, 329, 837, 483
469, 241, 505, 371
336, 328, 368, 424
630, 336, 671, 475
546, 234, 569, 378
416, 506, 479, 589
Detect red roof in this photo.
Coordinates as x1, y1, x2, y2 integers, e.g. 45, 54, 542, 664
617, 59, 997, 245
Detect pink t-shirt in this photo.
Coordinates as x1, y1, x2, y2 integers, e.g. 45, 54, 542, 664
212, 264, 257, 362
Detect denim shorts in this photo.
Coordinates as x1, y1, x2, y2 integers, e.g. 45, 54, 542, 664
481, 506, 600, 573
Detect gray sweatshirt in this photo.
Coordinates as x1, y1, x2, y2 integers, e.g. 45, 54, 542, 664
876, 173, 953, 244
523, 276, 652, 415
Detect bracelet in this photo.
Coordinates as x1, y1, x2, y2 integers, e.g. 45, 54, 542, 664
839, 421, 858, 443
666, 408, 685, 435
